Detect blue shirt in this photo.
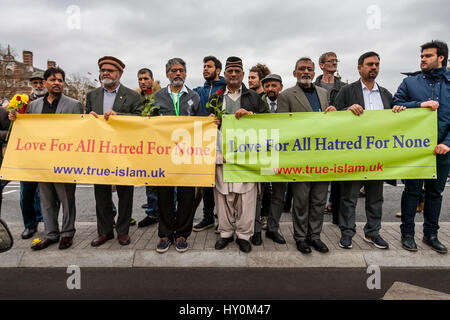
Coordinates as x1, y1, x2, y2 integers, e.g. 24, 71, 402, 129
103, 84, 120, 113
303, 87, 321, 112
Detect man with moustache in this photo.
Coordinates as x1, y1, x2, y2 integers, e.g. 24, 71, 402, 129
86, 56, 143, 247
251, 74, 286, 246
334, 52, 393, 250
29, 71, 47, 102
153, 58, 202, 253
136, 68, 160, 228
193, 56, 226, 232
9, 67, 83, 250
18, 71, 47, 240
208, 56, 267, 253
393, 40, 449, 254
278, 57, 335, 254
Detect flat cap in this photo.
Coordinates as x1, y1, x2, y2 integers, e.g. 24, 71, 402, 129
98, 56, 125, 72
261, 73, 282, 85
29, 71, 44, 81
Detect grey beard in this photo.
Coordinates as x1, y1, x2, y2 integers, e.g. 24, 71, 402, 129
171, 79, 184, 87
33, 88, 47, 96
299, 78, 312, 85
103, 78, 119, 87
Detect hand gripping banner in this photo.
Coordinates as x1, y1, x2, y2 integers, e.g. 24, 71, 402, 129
221, 109, 437, 183
0, 115, 217, 187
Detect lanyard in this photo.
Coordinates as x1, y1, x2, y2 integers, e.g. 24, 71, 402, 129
170, 91, 181, 116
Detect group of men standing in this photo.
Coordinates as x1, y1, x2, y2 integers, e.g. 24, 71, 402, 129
7, 39, 449, 255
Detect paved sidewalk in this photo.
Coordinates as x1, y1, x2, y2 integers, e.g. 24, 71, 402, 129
1, 222, 449, 268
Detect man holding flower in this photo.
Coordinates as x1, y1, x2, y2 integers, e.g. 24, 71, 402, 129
136, 68, 160, 228
207, 56, 267, 253
9, 67, 83, 250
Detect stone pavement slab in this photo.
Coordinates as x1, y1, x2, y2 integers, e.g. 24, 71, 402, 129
2, 222, 449, 268
383, 282, 450, 300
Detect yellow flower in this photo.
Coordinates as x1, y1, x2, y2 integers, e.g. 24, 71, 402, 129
32, 238, 42, 245
8, 99, 17, 109
19, 94, 29, 104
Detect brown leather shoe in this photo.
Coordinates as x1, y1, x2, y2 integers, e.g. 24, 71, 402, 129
118, 234, 131, 246
31, 238, 59, 251
59, 237, 73, 250
91, 233, 114, 247
417, 201, 425, 213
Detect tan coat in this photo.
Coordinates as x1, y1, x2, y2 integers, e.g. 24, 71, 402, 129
277, 84, 329, 113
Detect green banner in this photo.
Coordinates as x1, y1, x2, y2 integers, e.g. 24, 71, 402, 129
222, 109, 437, 182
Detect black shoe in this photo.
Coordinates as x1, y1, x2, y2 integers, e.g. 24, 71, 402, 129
236, 238, 252, 253
307, 239, 329, 253
193, 219, 215, 232
339, 235, 353, 249
401, 235, 418, 252
250, 232, 262, 246
423, 235, 447, 254
138, 216, 158, 228
215, 236, 234, 250
265, 230, 286, 244
21, 228, 37, 239
141, 203, 149, 209
31, 238, 59, 251
364, 234, 389, 249
296, 240, 312, 254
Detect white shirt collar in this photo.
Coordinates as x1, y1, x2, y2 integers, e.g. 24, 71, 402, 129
224, 85, 242, 95
360, 80, 379, 92
266, 96, 277, 105
167, 84, 188, 95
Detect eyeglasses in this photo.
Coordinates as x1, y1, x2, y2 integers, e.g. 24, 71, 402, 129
325, 59, 339, 63
297, 67, 314, 71
169, 68, 185, 73
100, 68, 119, 74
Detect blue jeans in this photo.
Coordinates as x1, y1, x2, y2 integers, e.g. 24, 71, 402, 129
400, 155, 450, 238
145, 186, 159, 216
20, 181, 43, 229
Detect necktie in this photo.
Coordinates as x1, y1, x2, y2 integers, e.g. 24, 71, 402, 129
270, 102, 276, 113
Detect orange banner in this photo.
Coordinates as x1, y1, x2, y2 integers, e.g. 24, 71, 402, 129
0, 114, 217, 187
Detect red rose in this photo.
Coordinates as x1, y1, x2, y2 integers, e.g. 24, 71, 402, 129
217, 89, 223, 95
18, 104, 27, 114
146, 88, 152, 94
16, 96, 21, 101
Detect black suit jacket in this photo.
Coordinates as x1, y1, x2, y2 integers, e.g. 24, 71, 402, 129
334, 80, 393, 111
334, 80, 396, 186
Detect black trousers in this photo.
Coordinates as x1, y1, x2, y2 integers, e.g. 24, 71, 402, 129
157, 186, 195, 241
329, 182, 341, 224
94, 184, 134, 236
201, 187, 215, 222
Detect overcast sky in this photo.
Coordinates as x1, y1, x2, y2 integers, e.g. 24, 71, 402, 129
1, 0, 448, 94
